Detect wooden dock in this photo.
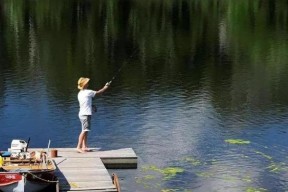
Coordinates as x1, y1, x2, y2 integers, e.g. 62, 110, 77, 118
32, 148, 137, 192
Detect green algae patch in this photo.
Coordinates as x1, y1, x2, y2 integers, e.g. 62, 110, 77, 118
161, 189, 176, 192
246, 187, 267, 192
242, 176, 252, 183
135, 174, 156, 182
254, 151, 272, 160
161, 167, 184, 180
183, 156, 202, 166
136, 166, 185, 191
195, 171, 214, 178
143, 175, 155, 180
135, 175, 159, 190
142, 165, 161, 172
266, 162, 288, 173
141, 165, 184, 180
161, 189, 192, 192
225, 139, 250, 145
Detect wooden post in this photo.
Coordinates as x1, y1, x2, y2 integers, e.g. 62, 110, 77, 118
112, 173, 121, 192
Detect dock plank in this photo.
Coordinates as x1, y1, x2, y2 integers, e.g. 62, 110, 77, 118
55, 168, 108, 173
55, 160, 105, 168
60, 181, 116, 190
56, 148, 136, 158
28, 148, 137, 191
57, 175, 112, 182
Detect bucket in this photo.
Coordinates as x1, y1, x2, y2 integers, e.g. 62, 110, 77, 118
50, 149, 58, 158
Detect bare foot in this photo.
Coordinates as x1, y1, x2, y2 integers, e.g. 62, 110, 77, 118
76, 148, 85, 153
82, 148, 92, 152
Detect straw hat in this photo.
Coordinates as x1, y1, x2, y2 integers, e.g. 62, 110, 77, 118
77, 77, 90, 90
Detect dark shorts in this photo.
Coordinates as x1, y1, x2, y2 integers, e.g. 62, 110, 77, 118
79, 115, 91, 132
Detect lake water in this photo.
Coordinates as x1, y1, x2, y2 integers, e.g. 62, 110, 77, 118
1, 1, 288, 191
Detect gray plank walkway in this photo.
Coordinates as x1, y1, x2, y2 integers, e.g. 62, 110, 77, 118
30, 148, 137, 192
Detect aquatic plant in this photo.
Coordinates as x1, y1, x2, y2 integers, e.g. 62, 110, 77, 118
161, 189, 192, 192
242, 176, 252, 183
266, 162, 288, 173
141, 165, 184, 180
246, 187, 267, 192
161, 189, 177, 192
135, 175, 158, 189
225, 139, 250, 144
142, 165, 160, 172
161, 167, 184, 180
143, 175, 155, 180
195, 171, 215, 178
254, 151, 272, 160
137, 165, 185, 191
183, 156, 202, 166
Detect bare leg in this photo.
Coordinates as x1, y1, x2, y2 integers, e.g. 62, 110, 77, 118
82, 131, 89, 151
76, 131, 86, 153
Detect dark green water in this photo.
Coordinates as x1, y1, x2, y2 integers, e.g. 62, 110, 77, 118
1, 1, 288, 191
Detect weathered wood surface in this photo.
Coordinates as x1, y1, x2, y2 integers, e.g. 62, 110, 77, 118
56, 148, 137, 158
58, 148, 137, 169
28, 148, 137, 192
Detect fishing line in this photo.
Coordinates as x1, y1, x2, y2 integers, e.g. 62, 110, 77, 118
107, 49, 138, 85
92, 49, 138, 112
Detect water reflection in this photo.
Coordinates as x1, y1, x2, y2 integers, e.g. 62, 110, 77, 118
1, 0, 288, 191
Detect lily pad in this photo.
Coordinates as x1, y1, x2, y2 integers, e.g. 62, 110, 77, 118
161, 167, 184, 180
141, 165, 184, 180
183, 157, 202, 166
255, 151, 272, 160
225, 139, 250, 145
246, 187, 267, 192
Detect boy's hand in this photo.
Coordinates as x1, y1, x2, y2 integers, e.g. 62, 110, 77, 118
105, 81, 111, 87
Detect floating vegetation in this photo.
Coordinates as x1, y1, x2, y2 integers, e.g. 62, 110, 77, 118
254, 151, 272, 160
225, 139, 250, 145
209, 159, 219, 165
246, 187, 267, 192
195, 171, 215, 178
182, 156, 202, 166
266, 162, 288, 173
142, 165, 159, 172
162, 167, 184, 180
267, 163, 280, 172
136, 165, 187, 191
241, 155, 249, 159
161, 189, 177, 192
135, 174, 157, 183
222, 175, 238, 182
143, 175, 155, 180
141, 165, 184, 180
138, 149, 282, 191
161, 189, 192, 192
242, 176, 252, 183
135, 176, 159, 189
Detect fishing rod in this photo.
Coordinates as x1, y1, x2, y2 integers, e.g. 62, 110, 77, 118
107, 49, 138, 85
92, 49, 138, 112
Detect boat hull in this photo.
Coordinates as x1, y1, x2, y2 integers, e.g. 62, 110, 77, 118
0, 169, 57, 192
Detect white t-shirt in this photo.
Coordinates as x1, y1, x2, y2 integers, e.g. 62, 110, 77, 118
78, 89, 96, 116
